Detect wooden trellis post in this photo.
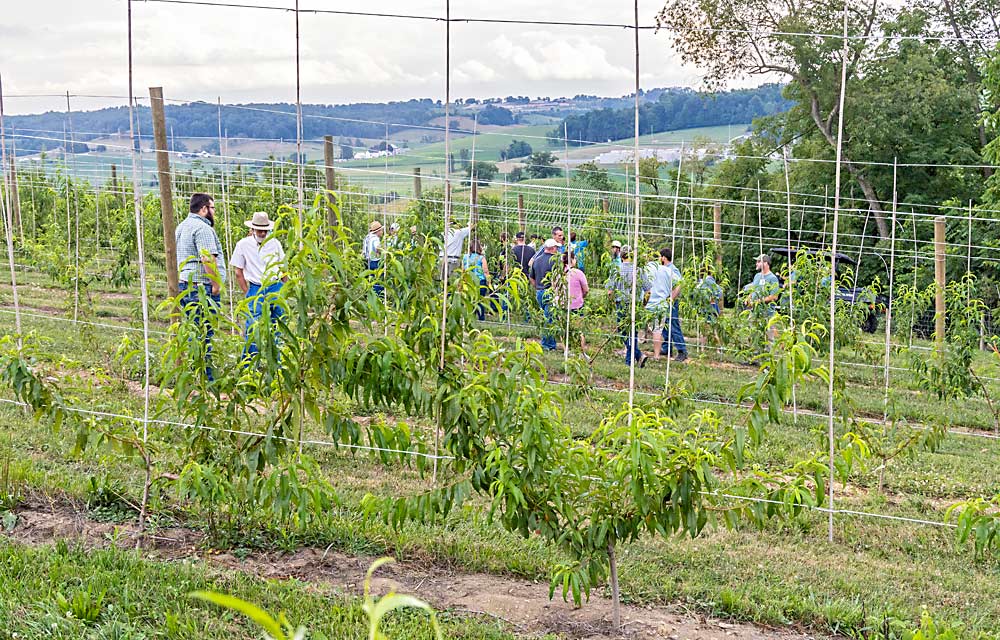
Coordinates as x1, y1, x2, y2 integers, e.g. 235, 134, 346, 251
149, 86, 179, 299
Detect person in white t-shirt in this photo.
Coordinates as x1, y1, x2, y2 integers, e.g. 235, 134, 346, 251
230, 211, 287, 358
439, 219, 473, 281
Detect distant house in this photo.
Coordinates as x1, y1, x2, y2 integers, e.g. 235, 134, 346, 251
353, 143, 409, 160
593, 147, 723, 165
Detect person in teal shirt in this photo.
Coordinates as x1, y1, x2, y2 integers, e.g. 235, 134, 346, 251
462, 239, 491, 321
742, 254, 781, 312
569, 231, 589, 272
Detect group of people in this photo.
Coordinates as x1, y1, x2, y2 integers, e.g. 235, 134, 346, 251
477, 225, 783, 366
175, 193, 286, 380
175, 192, 787, 381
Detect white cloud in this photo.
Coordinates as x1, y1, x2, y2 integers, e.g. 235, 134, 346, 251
490, 33, 631, 82
454, 60, 498, 83
1, 0, 709, 114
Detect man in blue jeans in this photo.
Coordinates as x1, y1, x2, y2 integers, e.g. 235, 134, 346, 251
175, 193, 226, 381
231, 211, 287, 361
362, 220, 385, 295
529, 238, 560, 351
647, 247, 687, 362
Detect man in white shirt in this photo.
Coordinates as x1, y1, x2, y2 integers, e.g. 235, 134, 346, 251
362, 220, 385, 294
230, 211, 286, 358
440, 219, 473, 280
646, 247, 687, 362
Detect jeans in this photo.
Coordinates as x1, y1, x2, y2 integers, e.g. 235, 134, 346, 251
535, 288, 557, 351
617, 305, 643, 365
367, 259, 384, 295
475, 279, 488, 321
179, 282, 221, 381
243, 281, 285, 359
659, 300, 687, 356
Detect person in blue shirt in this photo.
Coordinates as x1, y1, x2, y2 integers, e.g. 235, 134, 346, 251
742, 253, 781, 312
646, 247, 688, 362
530, 239, 561, 351
462, 239, 491, 321
569, 231, 589, 272
741, 253, 781, 341
695, 268, 724, 344
175, 192, 225, 381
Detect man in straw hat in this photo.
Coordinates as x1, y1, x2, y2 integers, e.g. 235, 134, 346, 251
363, 220, 385, 294
231, 211, 287, 359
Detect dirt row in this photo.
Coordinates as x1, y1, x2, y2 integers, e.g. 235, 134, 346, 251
2, 502, 831, 640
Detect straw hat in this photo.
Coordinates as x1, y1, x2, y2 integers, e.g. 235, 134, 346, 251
244, 211, 274, 231
369, 220, 384, 233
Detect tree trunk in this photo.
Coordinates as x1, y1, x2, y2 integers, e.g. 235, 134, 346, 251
608, 542, 621, 629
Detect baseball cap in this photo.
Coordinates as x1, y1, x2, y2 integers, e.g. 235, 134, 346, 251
515, 231, 525, 239
754, 253, 771, 264
611, 240, 622, 248
620, 244, 632, 256
543, 238, 559, 249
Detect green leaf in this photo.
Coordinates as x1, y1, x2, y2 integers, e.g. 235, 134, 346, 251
189, 591, 286, 640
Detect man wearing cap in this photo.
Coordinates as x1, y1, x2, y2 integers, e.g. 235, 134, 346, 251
609, 241, 623, 271
384, 222, 401, 250
175, 192, 226, 381
742, 253, 781, 310
529, 238, 560, 351
230, 212, 286, 360
363, 220, 385, 294
606, 244, 650, 367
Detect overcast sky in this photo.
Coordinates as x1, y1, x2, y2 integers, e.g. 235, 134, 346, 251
0, 0, 716, 115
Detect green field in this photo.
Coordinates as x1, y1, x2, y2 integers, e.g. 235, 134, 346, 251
2, 234, 1000, 639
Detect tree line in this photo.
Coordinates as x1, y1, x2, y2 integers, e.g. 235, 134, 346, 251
553, 85, 792, 145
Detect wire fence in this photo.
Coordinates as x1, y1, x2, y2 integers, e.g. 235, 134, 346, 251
1, 0, 998, 553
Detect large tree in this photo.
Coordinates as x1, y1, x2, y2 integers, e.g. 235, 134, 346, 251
916, 0, 1000, 177
658, 0, 894, 237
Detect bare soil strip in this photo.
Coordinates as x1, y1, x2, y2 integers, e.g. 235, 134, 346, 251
3, 502, 832, 640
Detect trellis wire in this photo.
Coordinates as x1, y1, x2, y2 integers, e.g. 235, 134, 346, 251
827, 5, 851, 544
218, 98, 236, 319
883, 160, 898, 421
0, 74, 21, 343
126, 0, 154, 544
0, 0, 997, 563
625, 0, 641, 418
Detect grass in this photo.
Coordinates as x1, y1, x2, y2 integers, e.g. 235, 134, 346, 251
4, 264, 1000, 636
0, 541, 532, 640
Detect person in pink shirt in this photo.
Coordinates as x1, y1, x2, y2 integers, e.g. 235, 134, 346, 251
563, 252, 589, 349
